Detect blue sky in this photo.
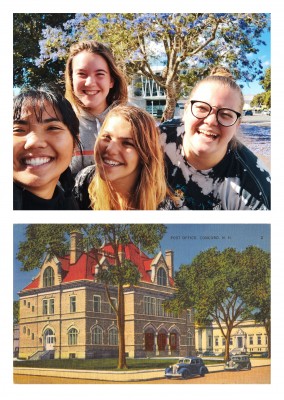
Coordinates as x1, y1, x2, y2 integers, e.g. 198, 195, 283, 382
238, 29, 271, 95
13, 224, 270, 301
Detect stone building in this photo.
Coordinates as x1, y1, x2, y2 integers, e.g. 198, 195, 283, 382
196, 319, 268, 356
18, 231, 195, 360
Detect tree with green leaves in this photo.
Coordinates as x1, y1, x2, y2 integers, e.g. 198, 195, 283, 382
15, 13, 269, 121
167, 246, 270, 361
16, 223, 166, 369
13, 14, 75, 89
251, 66, 271, 109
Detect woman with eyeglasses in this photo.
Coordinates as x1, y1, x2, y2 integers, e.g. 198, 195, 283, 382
160, 66, 271, 210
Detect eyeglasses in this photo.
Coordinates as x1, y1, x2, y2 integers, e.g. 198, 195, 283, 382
190, 100, 241, 127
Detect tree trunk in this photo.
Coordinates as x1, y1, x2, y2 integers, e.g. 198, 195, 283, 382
265, 319, 271, 358
225, 330, 232, 361
161, 81, 179, 123
117, 283, 127, 369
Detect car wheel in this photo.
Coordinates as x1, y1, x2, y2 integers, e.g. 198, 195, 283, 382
182, 370, 190, 380
200, 369, 205, 377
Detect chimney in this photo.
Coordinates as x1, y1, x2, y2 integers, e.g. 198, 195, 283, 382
165, 250, 174, 278
70, 231, 83, 264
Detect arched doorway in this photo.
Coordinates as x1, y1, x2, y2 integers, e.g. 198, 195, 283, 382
43, 328, 55, 351
157, 331, 167, 354
145, 331, 155, 351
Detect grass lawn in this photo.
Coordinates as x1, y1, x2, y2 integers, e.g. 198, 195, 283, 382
13, 357, 221, 371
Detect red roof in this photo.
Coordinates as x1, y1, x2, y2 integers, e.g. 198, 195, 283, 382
21, 242, 173, 291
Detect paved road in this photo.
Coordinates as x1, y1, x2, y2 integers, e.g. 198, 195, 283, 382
241, 114, 270, 126
14, 365, 270, 384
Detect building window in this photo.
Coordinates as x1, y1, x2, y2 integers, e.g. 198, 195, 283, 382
93, 326, 103, 345
156, 298, 165, 316
43, 299, 48, 315
229, 338, 233, 345
43, 266, 54, 287
68, 328, 78, 345
31, 333, 34, 340
27, 302, 30, 308
49, 299, 55, 314
32, 306, 34, 312
157, 268, 167, 286
144, 296, 156, 315
222, 338, 225, 346
23, 326, 26, 334
43, 299, 54, 315
249, 336, 253, 345
93, 295, 101, 313
109, 327, 118, 345
187, 331, 194, 346
27, 328, 30, 336
108, 298, 117, 314
215, 337, 219, 346
23, 300, 26, 306
208, 336, 212, 347
257, 335, 262, 345
70, 296, 76, 313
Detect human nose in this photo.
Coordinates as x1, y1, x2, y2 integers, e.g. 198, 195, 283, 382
203, 108, 219, 125
85, 75, 95, 86
24, 131, 47, 149
105, 139, 120, 153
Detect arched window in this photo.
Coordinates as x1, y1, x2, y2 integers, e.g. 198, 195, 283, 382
187, 331, 194, 347
43, 267, 54, 287
157, 267, 167, 286
68, 328, 78, 345
93, 326, 103, 345
109, 327, 118, 345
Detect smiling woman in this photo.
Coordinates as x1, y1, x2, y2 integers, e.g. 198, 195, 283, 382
160, 66, 271, 210
73, 105, 183, 210
13, 86, 81, 210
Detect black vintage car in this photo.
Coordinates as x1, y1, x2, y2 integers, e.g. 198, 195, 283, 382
165, 356, 209, 379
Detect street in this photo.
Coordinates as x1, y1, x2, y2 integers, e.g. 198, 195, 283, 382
14, 365, 270, 384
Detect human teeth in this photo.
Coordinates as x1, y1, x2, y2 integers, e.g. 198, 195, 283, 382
24, 157, 51, 166
104, 159, 120, 166
199, 130, 218, 137
84, 90, 98, 95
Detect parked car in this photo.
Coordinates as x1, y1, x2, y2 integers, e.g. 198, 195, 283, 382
224, 354, 252, 371
202, 351, 216, 357
244, 110, 253, 116
165, 356, 209, 379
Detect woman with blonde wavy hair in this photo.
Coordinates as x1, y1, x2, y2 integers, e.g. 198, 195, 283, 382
73, 105, 182, 210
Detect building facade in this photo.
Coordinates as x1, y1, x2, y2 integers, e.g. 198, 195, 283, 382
18, 232, 195, 360
195, 320, 268, 356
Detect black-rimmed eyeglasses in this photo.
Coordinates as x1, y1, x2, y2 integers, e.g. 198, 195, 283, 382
190, 100, 241, 127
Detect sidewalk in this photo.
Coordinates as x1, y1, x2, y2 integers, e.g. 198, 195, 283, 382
14, 358, 270, 382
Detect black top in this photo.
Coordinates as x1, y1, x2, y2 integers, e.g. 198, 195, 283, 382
13, 182, 79, 210
73, 165, 184, 210
160, 119, 271, 210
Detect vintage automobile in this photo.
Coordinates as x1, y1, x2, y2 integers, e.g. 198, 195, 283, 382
165, 356, 209, 379
224, 354, 252, 371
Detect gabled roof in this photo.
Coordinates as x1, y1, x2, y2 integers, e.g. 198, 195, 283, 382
21, 242, 173, 292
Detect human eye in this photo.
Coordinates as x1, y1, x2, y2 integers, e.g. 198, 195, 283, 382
123, 140, 135, 147
100, 133, 111, 141
13, 124, 26, 135
219, 109, 235, 120
195, 103, 209, 113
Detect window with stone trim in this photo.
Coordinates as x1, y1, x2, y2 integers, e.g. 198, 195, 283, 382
109, 326, 118, 345
93, 326, 103, 345
68, 328, 78, 345
43, 266, 54, 287
144, 296, 156, 315
93, 295, 101, 312
157, 267, 167, 286
70, 296, 76, 313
